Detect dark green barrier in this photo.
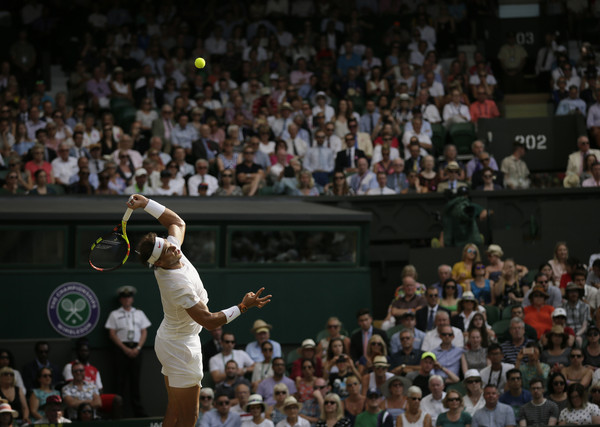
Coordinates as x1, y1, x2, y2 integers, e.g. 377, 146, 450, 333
1, 268, 371, 347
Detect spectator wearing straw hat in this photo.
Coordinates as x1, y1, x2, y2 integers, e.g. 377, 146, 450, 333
522, 272, 563, 309
246, 320, 282, 363
276, 396, 309, 427
0, 400, 20, 426
242, 394, 272, 427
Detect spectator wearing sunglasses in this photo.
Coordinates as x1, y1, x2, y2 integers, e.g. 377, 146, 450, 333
201, 392, 241, 427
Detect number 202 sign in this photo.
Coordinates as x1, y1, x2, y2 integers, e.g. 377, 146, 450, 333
514, 134, 547, 150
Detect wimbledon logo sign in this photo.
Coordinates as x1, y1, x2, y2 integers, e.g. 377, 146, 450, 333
47, 282, 100, 338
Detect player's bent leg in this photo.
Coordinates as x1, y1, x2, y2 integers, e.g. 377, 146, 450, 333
163, 376, 200, 427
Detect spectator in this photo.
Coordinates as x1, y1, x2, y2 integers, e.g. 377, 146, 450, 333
209, 333, 255, 384
563, 282, 590, 344
501, 141, 530, 189
201, 393, 242, 427
61, 362, 102, 420
245, 320, 283, 364
523, 272, 562, 309
514, 343, 550, 392
560, 347, 593, 390
265, 383, 289, 425
422, 311, 464, 353
463, 369, 485, 416
523, 285, 555, 338
469, 85, 500, 122
518, 379, 559, 425
439, 279, 460, 315
257, 358, 297, 406
582, 161, 600, 187
196, 388, 215, 427
277, 396, 309, 427
420, 375, 446, 425
354, 388, 382, 427
497, 32, 528, 93
558, 383, 600, 425
215, 361, 252, 402
556, 85, 587, 116
501, 318, 532, 365
236, 146, 266, 196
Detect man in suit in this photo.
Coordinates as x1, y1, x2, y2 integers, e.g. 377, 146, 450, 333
134, 75, 164, 109
151, 104, 175, 153
566, 135, 600, 177
335, 132, 366, 174
350, 308, 389, 361
416, 286, 450, 332
191, 124, 220, 166
348, 118, 373, 158
437, 161, 468, 193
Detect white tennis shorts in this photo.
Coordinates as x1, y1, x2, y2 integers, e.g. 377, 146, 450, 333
155, 334, 203, 388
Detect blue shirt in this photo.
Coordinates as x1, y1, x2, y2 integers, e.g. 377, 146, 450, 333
433, 345, 463, 378
171, 124, 199, 149
337, 53, 362, 76
200, 409, 241, 427
556, 98, 587, 116
471, 402, 516, 427
244, 339, 282, 363
499, 389, 532, 419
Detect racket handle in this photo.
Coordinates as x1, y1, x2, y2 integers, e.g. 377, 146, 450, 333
123, 208, 133, 222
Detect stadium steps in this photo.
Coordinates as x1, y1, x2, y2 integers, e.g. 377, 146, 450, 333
502, 92, 550, 119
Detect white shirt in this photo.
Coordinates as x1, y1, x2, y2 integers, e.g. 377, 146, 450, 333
209, 349, 255, 373
427, 82, 445, 98
155, 236, 208, 340
285, 137, 309, 158
104, 306, 151, 343
421, 326, 464, 352
51, 156, 79, 184
188, 173, 219, 196
443, 103, 471, 122
421, 392, 446, 425
479, 363, 514, 392
325, 134, 343, 153
275, 417, 310, 427
371, 145, 400, 165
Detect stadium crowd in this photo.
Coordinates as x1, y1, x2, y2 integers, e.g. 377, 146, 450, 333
1, 1, 599, 198
2, 241, 600, 426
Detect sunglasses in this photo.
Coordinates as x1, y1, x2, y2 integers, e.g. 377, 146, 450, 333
200, 396, 212, 400
553, 381, 565, 386
73, 369, 85, 373
325, 401, 337, 405
483, 174, 493, 178
570, 354, 583, 358
217, 401, 230, 406
327, 324, 340, 328
537, 280, 548, 284
446, 398, 460, 402
465, 379, 480, 384
262, 347, 273, 352
475, 265, 486, 269
223, 340, 235, 344
41, 374, 53, 378
1, 372, 14, 376
399, 336, 411, 341
427, 294, 439, 298
370, 342, 383, 346
445, 286, 456, 290
275, 391, 287, 395
302, 365, 314, 370
409, 397, 422, 401
440, 333, 454, 337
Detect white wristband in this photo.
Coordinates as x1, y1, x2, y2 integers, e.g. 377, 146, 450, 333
221, 305, 241, 324
144, 199, 166, 219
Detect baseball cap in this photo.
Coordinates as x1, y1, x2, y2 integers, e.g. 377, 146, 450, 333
301, 339, 316, 349
421, 352, 437, 361
134, 168, 148, 177
552, 307, 567, 317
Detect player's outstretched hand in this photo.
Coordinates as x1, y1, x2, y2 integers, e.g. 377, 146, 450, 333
127, 194, 149, 210
242, 287, 272, 309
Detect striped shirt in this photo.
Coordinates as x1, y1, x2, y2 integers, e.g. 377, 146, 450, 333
519, 399, 559, 426
564, 300, 590, 334
501, 338, 531, 365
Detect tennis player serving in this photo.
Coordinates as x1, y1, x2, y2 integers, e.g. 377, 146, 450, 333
127, 194, 271, 427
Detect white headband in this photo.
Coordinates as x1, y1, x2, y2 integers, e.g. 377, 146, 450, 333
147, 237, 165, 266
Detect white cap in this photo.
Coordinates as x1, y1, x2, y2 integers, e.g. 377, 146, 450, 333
301, 339, 316, 348
552, 308, 567, 317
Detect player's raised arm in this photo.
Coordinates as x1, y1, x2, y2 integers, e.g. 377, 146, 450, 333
185, 287, 272, 330
128, 195, 186, 244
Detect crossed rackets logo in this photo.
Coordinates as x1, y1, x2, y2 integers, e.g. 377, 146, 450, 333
61, 298, 87, 322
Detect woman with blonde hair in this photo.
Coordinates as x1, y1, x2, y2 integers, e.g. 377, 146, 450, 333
452, 244, 481, 292
494, 258, 529, 307
296, 170, 319, 196
357, 336, 389, 376
549, 242, 569, 283
317, 393, 351, 427
437, 389, 471, 427
266, 383, 290, 425
0, 367, 28, 425
396, 385, 431, 427
342, 376, 365, 422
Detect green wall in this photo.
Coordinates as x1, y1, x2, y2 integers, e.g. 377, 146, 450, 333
3, 268, 371, 347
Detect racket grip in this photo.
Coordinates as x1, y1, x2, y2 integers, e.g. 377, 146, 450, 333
123, 208, 133, 222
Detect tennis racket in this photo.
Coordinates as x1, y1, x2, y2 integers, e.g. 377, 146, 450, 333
89, 208, 133, 271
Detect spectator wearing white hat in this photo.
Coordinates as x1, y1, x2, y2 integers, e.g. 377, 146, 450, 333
463, 369, 485, 416
245, 320, 282, 363
124, 167, 155, 195
276, 396, 309, 427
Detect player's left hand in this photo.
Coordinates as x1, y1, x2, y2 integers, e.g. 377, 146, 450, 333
242, 287, 272, 309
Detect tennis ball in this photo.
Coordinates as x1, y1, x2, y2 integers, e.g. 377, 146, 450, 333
195, 57, 206, 69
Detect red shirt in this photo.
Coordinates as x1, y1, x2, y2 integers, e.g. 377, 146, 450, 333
469, 100, 500, 122
25, 160, 53, 183
373, 136, 400, 148
524, 305, 555, 339
559, 273, 572, 289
